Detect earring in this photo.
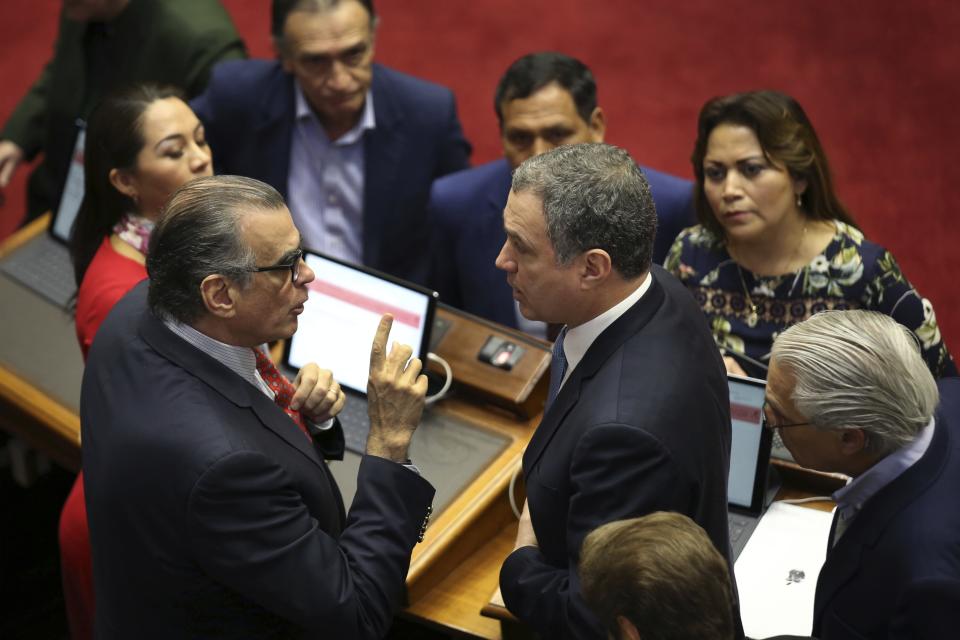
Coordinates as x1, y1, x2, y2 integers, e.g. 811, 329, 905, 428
796, 193, 803, 209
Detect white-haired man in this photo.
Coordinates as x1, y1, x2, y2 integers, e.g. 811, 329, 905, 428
767, 310, 960, 639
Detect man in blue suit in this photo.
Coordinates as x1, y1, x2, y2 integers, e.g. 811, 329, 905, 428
427, 52, 694, 336
192, 0, 471, 284
767, 310, 960, 640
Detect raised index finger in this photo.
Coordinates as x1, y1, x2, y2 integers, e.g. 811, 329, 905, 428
369, 313, 394, 371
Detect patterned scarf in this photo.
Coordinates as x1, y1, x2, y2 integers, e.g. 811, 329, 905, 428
111, 212, 155, 255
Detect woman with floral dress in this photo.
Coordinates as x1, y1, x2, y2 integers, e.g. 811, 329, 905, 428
665, 90, 953, 380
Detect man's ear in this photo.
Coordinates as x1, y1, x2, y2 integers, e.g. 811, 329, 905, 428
580, 248, 612, 290
616, 615, 641, 640
108, 167, 139, 201
838, 428, 869, 455
589, 107, 607, 143
200, 274, 238, 318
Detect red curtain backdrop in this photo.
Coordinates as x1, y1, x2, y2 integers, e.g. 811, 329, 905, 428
2, 0, 957, 347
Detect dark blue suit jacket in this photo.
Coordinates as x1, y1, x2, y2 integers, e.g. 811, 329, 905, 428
499, 266, 734, 638
192, 60, 471, 285
82, 282, 435, 639
427, 158, 695, 327
813, 377, 960, 639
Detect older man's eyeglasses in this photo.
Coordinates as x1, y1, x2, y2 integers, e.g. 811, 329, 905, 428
250, 249, 304, 284
761, 401, 811, 430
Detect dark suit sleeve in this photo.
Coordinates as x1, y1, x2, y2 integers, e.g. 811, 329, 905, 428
425, 181, 463, 306
1, 61, 51, 157
190, 64, 239, 176
186, 451, 433, 639
432, 92, 471, 178
180, 31, 246, 99
891, 577, 960, 639
500, 423, 688, 639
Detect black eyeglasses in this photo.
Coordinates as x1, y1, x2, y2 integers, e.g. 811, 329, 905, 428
761, 401, 811, 430
249, 249, 304, 284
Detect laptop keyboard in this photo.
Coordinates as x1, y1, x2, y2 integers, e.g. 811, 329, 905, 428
338, 398, 372, 454
0, 235, 75, 308
337, 399, 473, 456
728, 512, 752, 548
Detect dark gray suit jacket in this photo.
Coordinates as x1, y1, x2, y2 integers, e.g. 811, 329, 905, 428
82, 282, 434, 639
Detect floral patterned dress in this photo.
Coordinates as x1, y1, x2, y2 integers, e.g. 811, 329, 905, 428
665, 221, 955, 380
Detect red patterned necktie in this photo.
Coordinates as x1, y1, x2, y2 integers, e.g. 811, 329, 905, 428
252, 348, 311, 442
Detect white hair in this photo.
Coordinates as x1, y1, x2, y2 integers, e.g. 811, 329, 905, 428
771, 310, 939, 455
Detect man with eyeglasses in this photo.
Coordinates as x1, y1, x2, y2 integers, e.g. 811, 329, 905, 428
766, 310, 960, 640
192, 0, 471, 285
81, 175, 435, 638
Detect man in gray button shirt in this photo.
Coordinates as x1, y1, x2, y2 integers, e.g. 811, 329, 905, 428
192, 0, 471, 285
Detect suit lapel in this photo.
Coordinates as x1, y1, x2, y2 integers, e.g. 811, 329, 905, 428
813, 411, 952, 624
362, 65, 404, 269
254, 69, 296, 198
137, 306, 327, 471
523, 272, 666, 472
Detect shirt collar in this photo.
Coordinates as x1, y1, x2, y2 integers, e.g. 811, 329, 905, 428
293, 81, 376, 145
162, 317, 265, 392
561, 272, 653, 383
833, 416, 936, 518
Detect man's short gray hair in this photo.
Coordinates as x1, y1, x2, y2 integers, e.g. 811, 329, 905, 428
511, 143, 657, 279
772, 310, 939, 455
146, 175, 286, 324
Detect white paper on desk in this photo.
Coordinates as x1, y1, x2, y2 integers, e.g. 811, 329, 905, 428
734, 501, 835, 639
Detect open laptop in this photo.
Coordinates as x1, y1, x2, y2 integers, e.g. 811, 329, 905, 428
727, 373, 776, 560
0, 160, 85, 308
283, 250, 438, 453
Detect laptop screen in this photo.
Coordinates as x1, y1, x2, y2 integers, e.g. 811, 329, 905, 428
283, 251, 437, 396
50, 128, 87, 244
727, 374, 773, 512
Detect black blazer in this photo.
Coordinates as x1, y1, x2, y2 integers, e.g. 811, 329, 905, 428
813, 377, 960, 639
499, 266, 734, 639
191, 60, 471, 285
81, 282, 434, 639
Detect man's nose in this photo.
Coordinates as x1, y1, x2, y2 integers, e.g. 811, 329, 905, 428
297, 257, 316, 286
326, 60, 354, 91
531, 136, 551, 158
495, 242, 515, 272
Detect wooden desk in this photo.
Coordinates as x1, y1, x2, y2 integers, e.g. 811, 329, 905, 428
464, 459, 847, 640
0, 213, 81, 472
0, 216, 544, 638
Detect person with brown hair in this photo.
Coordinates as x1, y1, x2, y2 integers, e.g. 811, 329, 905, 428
579, 512, 736, 640
665, 90, 954, 380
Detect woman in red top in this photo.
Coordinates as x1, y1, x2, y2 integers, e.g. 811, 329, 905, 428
72, 85, 213, 357
63, 84, 213, 640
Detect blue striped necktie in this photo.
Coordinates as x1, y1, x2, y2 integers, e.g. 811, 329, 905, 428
546, 326, 568, 410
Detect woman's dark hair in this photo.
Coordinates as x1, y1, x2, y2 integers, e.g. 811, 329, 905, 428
690, 90, 857, 238
70, 83, 183, 288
